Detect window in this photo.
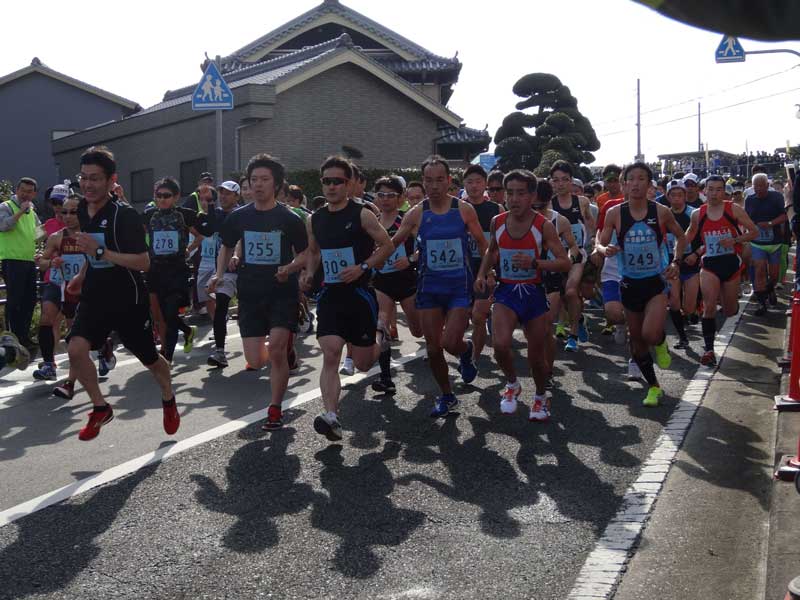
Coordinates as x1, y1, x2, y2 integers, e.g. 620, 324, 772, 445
130, 169, 154, 206
180, 158, 208, 196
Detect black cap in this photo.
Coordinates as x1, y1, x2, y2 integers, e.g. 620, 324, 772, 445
199, 172, 214, 182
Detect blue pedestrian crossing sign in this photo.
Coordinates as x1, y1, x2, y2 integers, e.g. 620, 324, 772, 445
192, 62, 234, 110
715, 35, 745, 63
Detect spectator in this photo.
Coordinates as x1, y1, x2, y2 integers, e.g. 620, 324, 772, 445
0, 177, 44, 349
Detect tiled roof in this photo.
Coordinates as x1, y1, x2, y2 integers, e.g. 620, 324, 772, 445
437, 125, 491, 146
379, 58, 462, 75
225, 0, 455, 66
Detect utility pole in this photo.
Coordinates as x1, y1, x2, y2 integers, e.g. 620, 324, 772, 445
635, 78, 643, 162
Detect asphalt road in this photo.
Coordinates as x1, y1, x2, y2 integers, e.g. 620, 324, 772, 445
0, 304, 755, 599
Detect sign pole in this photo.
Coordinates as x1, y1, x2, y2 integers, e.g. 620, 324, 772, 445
215, 56, 223, 182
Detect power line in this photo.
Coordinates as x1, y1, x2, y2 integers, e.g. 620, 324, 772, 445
593, 64, 800, 127
598, 85, 800, 138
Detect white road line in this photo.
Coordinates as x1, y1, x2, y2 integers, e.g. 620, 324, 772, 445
566, 294, 751, 600
0, 348, 426, 528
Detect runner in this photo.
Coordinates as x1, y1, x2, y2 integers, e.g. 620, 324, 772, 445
210, 154, 308, 431
142, 177, 200, 363
594, 164, 626, 338
534, 178, 580, 389
463, 164, 501, 366
745, 173, 787, 316
550, 160, 595, 352
683, 173, 704, 209
487, 170, 506, 208
664, 180, 701, 349
33, 194, 85, 382
595, 164, 623, 211
391, 155, 488, 418
684, 175, 758, 366
195, 181, 241, 368
302, 155, 394, 441
475, 169, 570, 420
597, 162, 686, 406
67, 146, 178, 441
370, 175, 422, 394
405, 181, 425, 210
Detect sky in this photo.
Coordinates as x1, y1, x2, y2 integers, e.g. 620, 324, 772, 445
3, 0, 800, 167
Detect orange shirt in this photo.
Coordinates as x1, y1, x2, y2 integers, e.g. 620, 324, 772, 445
596, 191, 624, 211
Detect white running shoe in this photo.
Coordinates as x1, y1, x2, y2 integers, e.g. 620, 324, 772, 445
500, 382, 521, 414
528, 395, 551, 422
340, 357, 355, 376
614, 323, 627, 345
627, 358, 643, 381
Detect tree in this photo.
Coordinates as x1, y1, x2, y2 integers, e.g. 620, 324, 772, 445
493, 73, 600, 182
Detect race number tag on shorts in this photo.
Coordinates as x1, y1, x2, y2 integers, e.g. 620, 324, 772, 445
244, 231, 281, 265
427, 239, 464, 271
468, 232, 491, 258
704, 232, 734, 257
321, 247, 355, 283
51, 254, 86, 283
200, 235, 218, 268
87, 233, 112, 268
379, 245, 407, 274
499, 248, 537, 281
152, 231, 179, 256
756, 226, 773, 243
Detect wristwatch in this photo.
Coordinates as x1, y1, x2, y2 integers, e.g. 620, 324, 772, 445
360, 262, 369, 272
95, 247, 105, 260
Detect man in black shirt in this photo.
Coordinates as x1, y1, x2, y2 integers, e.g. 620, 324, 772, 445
67, 146, 178, 441
210, 154, 308, 431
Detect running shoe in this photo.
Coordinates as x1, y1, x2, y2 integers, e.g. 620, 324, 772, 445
33, 362, 57, 381
654, 339, 672, 369
742, 281, 753, 295
0, 332, 29, 370
430, 394, 458, 418
313, 413, 343, 441
643, 386, 663, 407
601, 322, 614, 336
389, 324, 399, 342
768, 288, 778, 306
457, 341, 477, 384
262, 404, 283, 431
564, 336, 578, 352
207, 349, 228, 368
183, 326, 197, 353
627, 359, 643, 381
52, 380, 75, 399
555, 323, 567, 338
162, 398, 180, 435
78, 406, 114, 441
500, 382, 521, 415
577, 320, 589, 343
614, 324, 627, 345
371, 378, 396, 394
700, 350, 717, 367
673, 336, 690, 350
245, 363, 260, 372
97, 340, 116, 377
528, 395, 551, 422
340, 357, 355, 376
37, 360, 59, 369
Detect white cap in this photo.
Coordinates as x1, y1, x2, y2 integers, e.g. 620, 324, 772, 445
572, 177, 583, 187
218, 181, 240, 194
682, 173, 699, 184
667, 180, 686, 193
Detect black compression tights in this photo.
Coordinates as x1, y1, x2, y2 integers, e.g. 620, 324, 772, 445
161, 295, 189, 361
214, 293, 231, 350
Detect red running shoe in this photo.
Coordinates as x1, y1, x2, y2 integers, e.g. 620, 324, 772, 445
78, 406, 114, 441
162, 399, 180, 435
262, 404, 283, 431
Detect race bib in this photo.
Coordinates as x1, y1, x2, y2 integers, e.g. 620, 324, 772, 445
622, 241, 661, 276
705, 232, 734, 257
571, 223, 585, 248
87, 233, 112, 269
244, 231, 281, 265
379, 244, 407, 274
756, 226, 773, 243
321, 247, 355, 283
499, 248, 538, 281
51, 254, 86, 284
427, 238, 464, 271
152, 230, 179, 256
468, 232, 491, 258
200, 235, 219, 268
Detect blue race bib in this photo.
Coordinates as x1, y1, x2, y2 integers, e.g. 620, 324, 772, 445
620, 224, 662, 278
379, 244, 407, 274
468, 232, 491, 258
426, 239, 464, 271
200, 235, 218, 268
321, 247, 355, 283
87, 233, 112, 269
756, 226, 773, 243
499, 248, 538, 281
705, 232, 734, 257
152, 230, 179, 256
244, 231, 281, 265
52, 254, 86, 283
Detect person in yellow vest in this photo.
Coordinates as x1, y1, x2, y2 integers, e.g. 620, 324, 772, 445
0, 177, 43, 349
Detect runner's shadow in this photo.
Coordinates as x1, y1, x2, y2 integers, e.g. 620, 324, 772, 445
0, 462, 159, 599
190, 423, 319, 553
311, 441, 425, 579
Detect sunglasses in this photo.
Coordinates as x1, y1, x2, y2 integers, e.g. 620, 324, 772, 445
320, 177, 347, 186
488, 186, 504, 193
376, 191, 399, 199
155, 192, 174, 199
60, 209, 79, 215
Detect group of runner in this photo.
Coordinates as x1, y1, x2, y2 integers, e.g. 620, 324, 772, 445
1, 146, 788, 443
